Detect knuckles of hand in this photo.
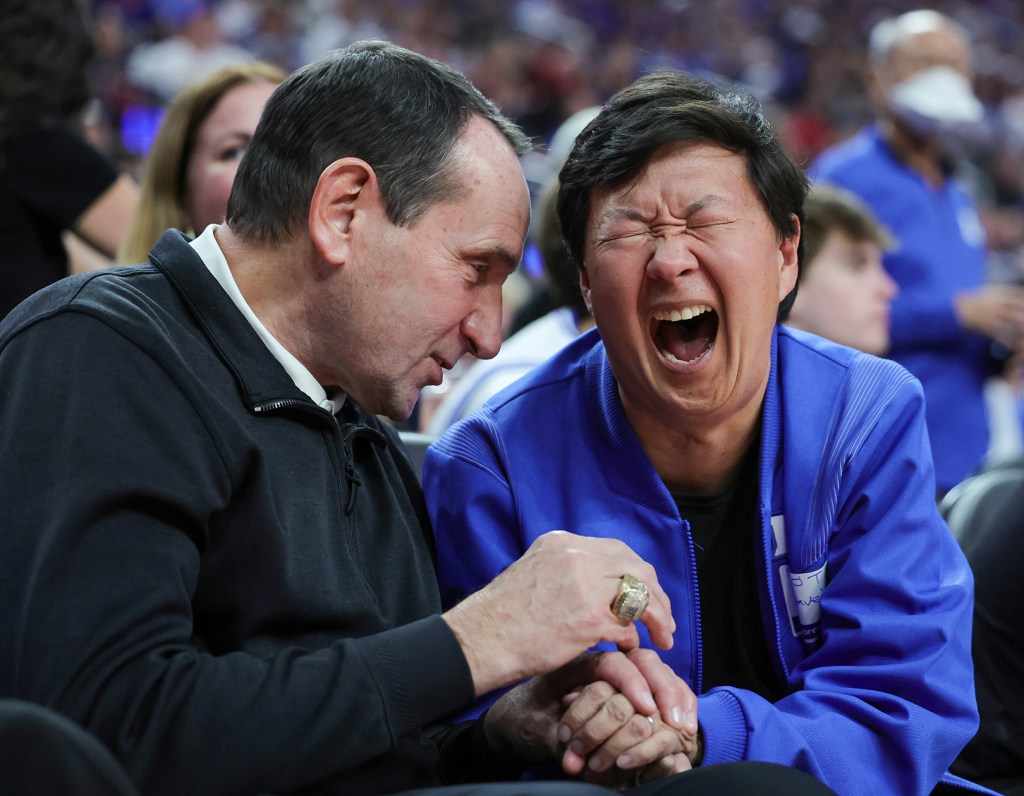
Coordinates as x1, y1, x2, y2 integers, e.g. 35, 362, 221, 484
582, 680, 617, 701
627, 648, 659, 666
602, 693, 634, 724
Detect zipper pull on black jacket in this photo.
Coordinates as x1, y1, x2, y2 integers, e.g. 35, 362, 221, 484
339, 424, 387, 515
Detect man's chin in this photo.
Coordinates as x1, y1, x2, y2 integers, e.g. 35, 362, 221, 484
379, 393, 419, 424
356, 380, 424, 423
389, 407, 417, 424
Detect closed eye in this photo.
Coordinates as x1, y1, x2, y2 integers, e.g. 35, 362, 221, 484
686, 217, 735, 229
593, 225, 652, 249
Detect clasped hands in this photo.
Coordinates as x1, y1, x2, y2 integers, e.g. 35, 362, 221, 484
443, 530, 703, 788
485, 649, 702, 789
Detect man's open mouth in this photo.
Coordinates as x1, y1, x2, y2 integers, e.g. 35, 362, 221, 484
652, 305, 719, 365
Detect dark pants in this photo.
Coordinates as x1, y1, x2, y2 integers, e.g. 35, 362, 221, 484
631, 763, 838, 794
401, 762, 838, 795
0, 699, 138, 796
0, 699, 839, 796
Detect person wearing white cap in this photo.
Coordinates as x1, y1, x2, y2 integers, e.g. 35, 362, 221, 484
811, 9, 1024, 496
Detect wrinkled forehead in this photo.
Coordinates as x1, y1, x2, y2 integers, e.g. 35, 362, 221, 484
586, 141, 757, 224
451, 119, 531, 216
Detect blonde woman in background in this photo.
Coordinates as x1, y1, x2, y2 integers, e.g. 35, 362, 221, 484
118, 61, 286, 264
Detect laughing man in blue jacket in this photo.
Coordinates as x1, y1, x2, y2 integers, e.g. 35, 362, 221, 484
424, 71, 993, 796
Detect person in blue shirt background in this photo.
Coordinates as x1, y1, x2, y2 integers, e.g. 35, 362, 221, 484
811, 9, 1024, 496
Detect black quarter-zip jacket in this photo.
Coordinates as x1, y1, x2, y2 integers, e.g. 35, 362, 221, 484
0, 231, 493, 795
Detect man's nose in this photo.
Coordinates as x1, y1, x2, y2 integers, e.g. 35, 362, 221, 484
646, 231, 698, 282
462, 289, 503, 360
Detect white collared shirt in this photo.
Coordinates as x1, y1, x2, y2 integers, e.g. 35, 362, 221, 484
190, 225, 345, 415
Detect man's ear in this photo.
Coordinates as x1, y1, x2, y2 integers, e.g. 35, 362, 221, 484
308, 158, 375, 266
777, 215, 800, 301
579, 266, 593, 315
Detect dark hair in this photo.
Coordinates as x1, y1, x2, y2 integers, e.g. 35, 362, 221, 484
557, 71, 808, 322
227, 40, 531, 242
0, 0, 94, 139
801, 183, 894, 277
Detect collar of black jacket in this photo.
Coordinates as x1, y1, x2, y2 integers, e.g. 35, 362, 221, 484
148, 229, 318, 414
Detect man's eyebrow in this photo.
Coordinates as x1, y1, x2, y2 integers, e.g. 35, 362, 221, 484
596, 206, 650, 227
683, 194, 720, 214
499, 246, 523, 270
595, 194, 722, 229
472, 245, 522, 272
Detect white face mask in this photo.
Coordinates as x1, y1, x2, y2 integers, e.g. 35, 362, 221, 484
887, 65, 987, 152
888, 65, 983, 127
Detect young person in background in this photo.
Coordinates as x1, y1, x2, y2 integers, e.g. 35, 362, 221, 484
786, 183, 897, 356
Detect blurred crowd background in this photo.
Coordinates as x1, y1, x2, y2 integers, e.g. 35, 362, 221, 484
80, 0, 1024, 278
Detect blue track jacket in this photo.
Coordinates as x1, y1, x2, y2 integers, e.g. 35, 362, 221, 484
424, 326, 991, 796
811, 125, 991, 493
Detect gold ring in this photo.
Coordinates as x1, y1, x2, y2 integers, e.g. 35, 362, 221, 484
611, 573, 650, 622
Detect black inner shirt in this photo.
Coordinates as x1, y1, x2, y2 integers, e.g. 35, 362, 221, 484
671, 440, 787, 702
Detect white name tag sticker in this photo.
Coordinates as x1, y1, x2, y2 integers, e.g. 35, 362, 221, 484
780, 563, 826, 643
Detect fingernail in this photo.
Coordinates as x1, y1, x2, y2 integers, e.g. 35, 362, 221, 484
641, 693, 656, 711
617, 754, 633, 768
569, 740, 584, 757
588, 755, 607, 772
670, 707, 684, 728
685, 709, 698, 734
558, 724, 571, 744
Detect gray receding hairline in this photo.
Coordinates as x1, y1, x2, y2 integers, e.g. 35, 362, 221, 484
868, 9, 968, 66
392, 110, 530, 228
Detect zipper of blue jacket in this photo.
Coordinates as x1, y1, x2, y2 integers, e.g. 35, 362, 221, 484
680, 517, 703, 694
759, 332, 793, 685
